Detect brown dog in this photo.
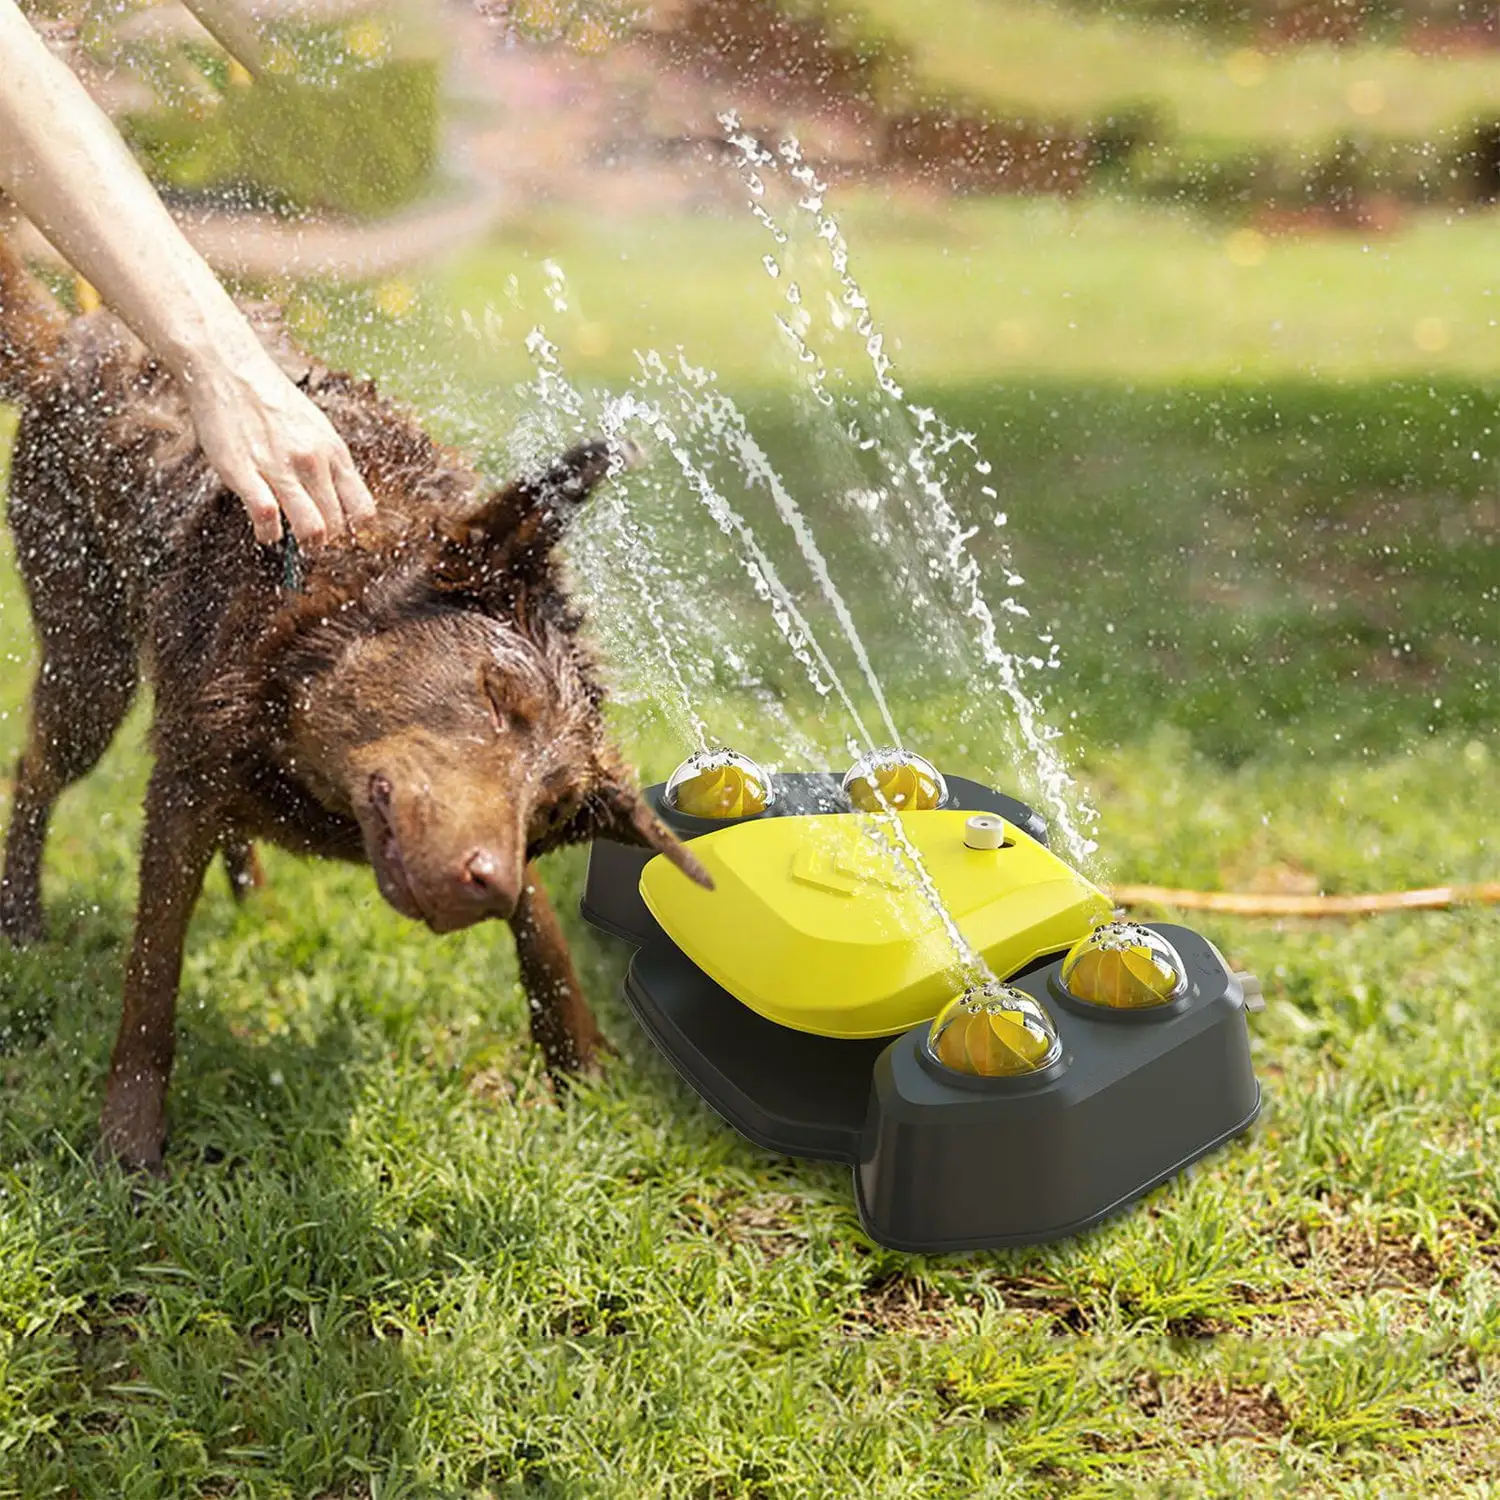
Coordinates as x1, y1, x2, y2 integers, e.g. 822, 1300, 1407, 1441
0, 238, 707, 1170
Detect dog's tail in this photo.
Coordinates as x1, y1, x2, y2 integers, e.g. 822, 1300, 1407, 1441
0, 233, 65, 405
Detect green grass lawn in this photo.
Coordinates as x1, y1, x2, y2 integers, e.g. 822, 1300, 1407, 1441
1, 634, 1497, 1494
4, 442, 1500, 1492
292, 203, 1500, 764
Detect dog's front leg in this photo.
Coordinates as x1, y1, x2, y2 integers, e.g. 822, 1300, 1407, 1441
509, 863, 608, 1082
99, 766, 222, 1171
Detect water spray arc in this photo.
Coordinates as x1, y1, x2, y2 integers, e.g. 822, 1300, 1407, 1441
720, 114, 1099, 865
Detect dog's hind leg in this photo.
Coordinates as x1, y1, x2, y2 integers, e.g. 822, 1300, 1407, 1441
3, 430, 139, 947
100, 764, 221, 1171
221, 839, 264, 901
0, 644, 138, 946
509, 864, 609, 1083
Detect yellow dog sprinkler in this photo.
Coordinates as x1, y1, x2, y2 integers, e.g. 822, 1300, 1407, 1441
582, 748, 1263, 1251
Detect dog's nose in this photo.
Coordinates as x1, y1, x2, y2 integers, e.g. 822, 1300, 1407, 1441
457, 848, 520, 919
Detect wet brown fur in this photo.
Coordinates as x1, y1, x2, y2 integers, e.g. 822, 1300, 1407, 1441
0, 238, 704, 1170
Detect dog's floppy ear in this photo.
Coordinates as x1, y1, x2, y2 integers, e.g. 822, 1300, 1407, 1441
443, 438, 637, 577
593, 779, 714, 889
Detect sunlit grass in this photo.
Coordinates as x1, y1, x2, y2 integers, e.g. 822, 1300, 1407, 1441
4, 429, 1500, 1490
391, 198, 1500, 389
1, 637, 1497, 1491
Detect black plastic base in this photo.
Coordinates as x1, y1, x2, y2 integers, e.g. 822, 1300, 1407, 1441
855, 928, 1261, 1251
624, 936, 889, 1161
581, 778, 1262, 1252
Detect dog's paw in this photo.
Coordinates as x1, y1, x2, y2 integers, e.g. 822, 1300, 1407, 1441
545, 1029, 616, 1095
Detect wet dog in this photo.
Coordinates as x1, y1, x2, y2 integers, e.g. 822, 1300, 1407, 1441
0, 237, 706, 1170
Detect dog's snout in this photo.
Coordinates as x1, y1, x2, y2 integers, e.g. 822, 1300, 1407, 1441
458, 847, 519, 919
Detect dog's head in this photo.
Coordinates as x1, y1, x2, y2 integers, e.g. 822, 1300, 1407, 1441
279, 440, 708, 931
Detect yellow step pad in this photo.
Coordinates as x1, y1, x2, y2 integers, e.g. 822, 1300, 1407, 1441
640, 809, 1110, 1039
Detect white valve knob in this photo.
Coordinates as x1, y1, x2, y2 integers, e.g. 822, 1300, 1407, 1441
963, 814, 1006, 850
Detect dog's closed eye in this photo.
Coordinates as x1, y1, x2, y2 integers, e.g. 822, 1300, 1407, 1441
529, 796, 584, 852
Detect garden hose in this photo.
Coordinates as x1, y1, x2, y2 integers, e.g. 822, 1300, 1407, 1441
1109, 882, 1500, 918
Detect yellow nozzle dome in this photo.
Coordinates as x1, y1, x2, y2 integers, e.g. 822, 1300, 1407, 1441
842, 748, 946, 813
665, 748, 773, 820
1061, 922, 1187, 1010
927, 983, 1061, 1077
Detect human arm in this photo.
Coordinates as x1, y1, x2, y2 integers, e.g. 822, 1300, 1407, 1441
0, 0, 374, 544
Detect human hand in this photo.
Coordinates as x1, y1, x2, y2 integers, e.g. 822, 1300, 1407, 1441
180, 346, 376, 547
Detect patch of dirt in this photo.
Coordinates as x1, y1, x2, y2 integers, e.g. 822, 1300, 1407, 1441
1162, 1311, 1238, 1339
985, 1274, 1094, 1334
1287, 1218, 1444, 1294
686, 1190, 808, 1261
1454, 1208, 1500, 1266
1130, 1369, 1165, 1416
842, 1271, 980, 1338
1448, 1347, 1485, 1394
1414, 1432, 1500, 1491
1170, 1376, 1290, 1444
1249, 1299, 1356, 1339
1248, 1216, 1449, 1335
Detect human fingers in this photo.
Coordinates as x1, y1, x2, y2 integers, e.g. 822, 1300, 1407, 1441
267, 466, 327, 548
331, 449, 376, 528
292, 448, 345, 540
224, 456, 284, 545
191, 416, 284, 544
